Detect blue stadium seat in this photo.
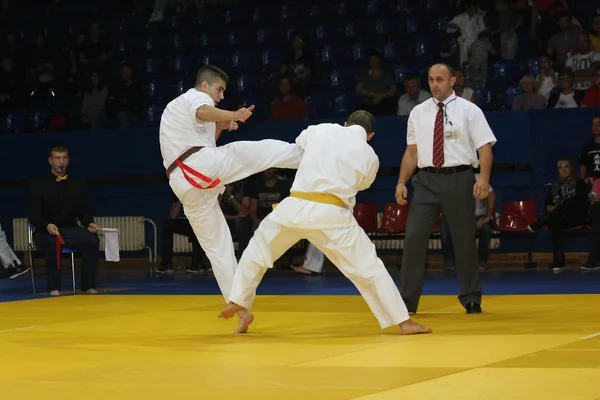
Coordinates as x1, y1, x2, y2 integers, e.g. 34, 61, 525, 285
253, 6, 270, 22
314, 24, 334, 42
434, 16, 450, 33
203, 53, 224, 67
527, 57, 541, 77
200, 32, 219, 49
173, 55, 194, 74
280, 5, 301, 21
256, 28, 276, 45
145, 57, 166, 77
394, 66, 419, 83
332, 94, 356, 116
2, 112, 25, 133
505, 86, 523, 108
236, 74, 260, 94
304, 95, 329, 120
146, 105, 165, 126
343, 21, 366, 39
173, 34, 192, 51
366, 0, 386, 14
228, 30, 247, 47
225, 9, 245, 25
329, 69, 355, 91
147, 80, 168, 101
145, 35, 168, 54
405, 16, 421, 36
374, 19, 392, 37
261, 50, 283, 69
352, 43, 367, 62
231, 50, 253, 71
309, 4, 326, 19
473, 88, 488, 109
493, 60, 522, 82
171, 13, 194, 31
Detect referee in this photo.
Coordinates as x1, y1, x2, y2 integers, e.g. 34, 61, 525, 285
395, 63, 497, 314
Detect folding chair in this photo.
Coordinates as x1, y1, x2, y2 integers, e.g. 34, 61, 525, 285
28, 224, 77, 295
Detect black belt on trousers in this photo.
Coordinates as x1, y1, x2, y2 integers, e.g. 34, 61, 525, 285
420, 165, 472, 175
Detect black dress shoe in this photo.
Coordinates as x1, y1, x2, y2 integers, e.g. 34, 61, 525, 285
465, 303, 482, 314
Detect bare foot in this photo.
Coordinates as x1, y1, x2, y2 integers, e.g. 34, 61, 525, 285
291, 265, 313, 275
399, 319, 432, 335
85, 289, 98, 294
49, 290, 60, 296
218, 302, 245, 319
235, 309, 254, 334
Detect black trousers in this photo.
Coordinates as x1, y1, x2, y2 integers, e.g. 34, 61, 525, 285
34, 227, 99, 292
400, 169, 482, 312
530, 208, 584, 260
162, 218, 204, 266
587, 203, 600, 265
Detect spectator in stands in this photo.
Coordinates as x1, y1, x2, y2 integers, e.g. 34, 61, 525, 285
536, 54, 559, 101
279, 32, 316, 98
397, 75, 431, 116
105, 64, 143, 128
512, 74, 547, 110
547, 69, 583, 108
531, 0, 570, 51
0, 54, 25, 111
547, 13, 581, 69
579, 114, 600, 181
447, 0, 486, 65
581, 69, 600, 107
355, 51, 398, 116
220, 181, 252, 257
268, 76, 307, 121
590, 14, 600, 52
486, 0, 522, 60
79, 23, 112, 77
246, 168, 291, 230
2, 31, 23, 69
157, 193, 204, 275
527, 157, 589, 270
453, 70, 475, 103
467, 30, 496, 89
81, 71, 109, 130
0, 223, 31, 280
26, 33, 58, 96
68, 31, 86, 76
565, 32, 600, 92
28, 145, 100, 296
441, 173, 496, 271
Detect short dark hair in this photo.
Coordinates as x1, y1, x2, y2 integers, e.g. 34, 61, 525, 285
49, 144, 68, 157
195, 65, 229, 87
347, 110, 376, 134
429, 62, 456, 77
593, 114, 600, 121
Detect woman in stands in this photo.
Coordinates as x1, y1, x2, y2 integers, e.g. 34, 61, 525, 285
528, 157, 589, 270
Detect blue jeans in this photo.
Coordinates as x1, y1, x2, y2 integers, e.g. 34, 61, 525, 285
441, 216, 491, 265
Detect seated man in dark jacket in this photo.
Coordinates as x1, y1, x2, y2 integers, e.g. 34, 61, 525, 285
28, 144, 100, 296
528, 157, 590, 270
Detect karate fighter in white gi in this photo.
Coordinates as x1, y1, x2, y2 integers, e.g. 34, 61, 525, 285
160, 65, 303, 333
219, 110, 432, 335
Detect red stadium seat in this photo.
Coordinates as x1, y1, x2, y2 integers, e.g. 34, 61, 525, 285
497, 200, 537, 232
354, 203, 379, 232
378, 203, 409, 233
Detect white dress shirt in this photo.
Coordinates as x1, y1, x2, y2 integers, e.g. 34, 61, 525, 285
269, 123, 379, 229
159, 89, 217, 169
407, 91, 497, 169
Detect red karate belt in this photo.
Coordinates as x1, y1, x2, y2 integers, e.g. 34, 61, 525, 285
176, 159, 221, 189
56, 234, 65, 270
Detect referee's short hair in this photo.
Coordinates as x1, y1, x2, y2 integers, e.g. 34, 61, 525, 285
429, 62, 456, 77
347, 110, 376, 134
195, 65, 229, 87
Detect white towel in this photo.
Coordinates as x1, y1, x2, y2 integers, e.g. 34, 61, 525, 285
103, 228, 120, 262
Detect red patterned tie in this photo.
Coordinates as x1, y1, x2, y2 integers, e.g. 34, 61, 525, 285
432, 102, 445, 168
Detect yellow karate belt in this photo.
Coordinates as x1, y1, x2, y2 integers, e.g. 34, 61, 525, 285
290, 192, 345, 208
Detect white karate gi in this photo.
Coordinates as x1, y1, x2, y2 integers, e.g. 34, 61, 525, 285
447, 12, 486, 65
160, 88, 303, 300
228, 123, 410, 329
0, 223, 20, 268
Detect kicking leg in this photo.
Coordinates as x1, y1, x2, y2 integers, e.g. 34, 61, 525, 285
308, 225, 431, 335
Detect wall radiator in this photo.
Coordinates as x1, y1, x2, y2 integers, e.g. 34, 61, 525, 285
12, 216, 157, 264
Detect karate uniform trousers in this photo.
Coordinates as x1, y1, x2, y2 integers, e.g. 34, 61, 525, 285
168, 139, 303, 301
228, 197, 410, 329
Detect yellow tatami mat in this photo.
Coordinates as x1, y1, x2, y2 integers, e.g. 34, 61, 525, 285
1, 294, 599, 399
